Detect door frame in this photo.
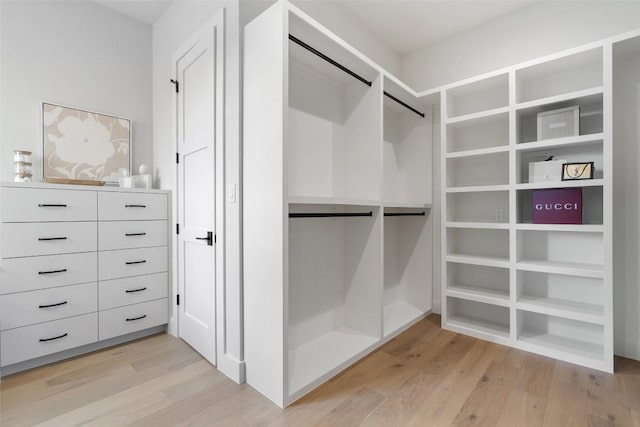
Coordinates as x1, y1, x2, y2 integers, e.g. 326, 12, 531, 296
169, 9, 226, 368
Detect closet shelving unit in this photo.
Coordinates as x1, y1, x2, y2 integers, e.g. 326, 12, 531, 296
440, 44, 613, 371
244, 1, 433, 407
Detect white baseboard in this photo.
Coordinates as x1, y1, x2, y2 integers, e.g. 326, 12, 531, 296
217, 353, 246, 383
432, 299, 442, 315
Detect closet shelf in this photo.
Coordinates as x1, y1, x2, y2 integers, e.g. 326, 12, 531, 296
516, 133, 604, 153
288, 196, 380, 207
446, 222, 509, 230
446, 285, 510, 307
446, 185, 509, 194
447, 254, 510, 269
517, 331, 604, 364
445, 145, 509, 159
514, 86, 604, 111
288, 328, 378, 396
445, 315, 510, 341
517, 297, 604, 325
383, 201, 431, 209
445, 106, 510, 125
516, 259, 604, 278
515, 179, 604, 191
383, 300, 426, 337
516, 223, 604, 233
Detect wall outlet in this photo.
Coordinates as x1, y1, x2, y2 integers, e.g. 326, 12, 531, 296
494, 208, 505, 222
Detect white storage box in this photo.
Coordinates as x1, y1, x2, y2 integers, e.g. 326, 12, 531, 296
537, 106, 579, 140
529, 159, 567, 183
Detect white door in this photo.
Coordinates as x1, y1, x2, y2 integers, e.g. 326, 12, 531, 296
175, 12, 223, 366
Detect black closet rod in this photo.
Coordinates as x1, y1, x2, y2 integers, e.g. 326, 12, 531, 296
384, 212, 426, 217
289, 211, 373, 218
383, 92, 425, 118
289, 34, 372, 87
289, 34, 425, 118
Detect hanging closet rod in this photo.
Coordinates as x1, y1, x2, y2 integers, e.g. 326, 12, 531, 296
289, 211, 373, 218
289, 34, 425, 118
289, 34, 372, 87
384, 212, 426, 217
383, 92, 425, 118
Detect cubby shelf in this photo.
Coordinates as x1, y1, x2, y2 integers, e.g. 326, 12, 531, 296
446, 222, 509, 229
514, 86, 604, 111
446, 285, 510, 307
516, 259, 604, 278
441, 40, 612, 374
516, 133, 604, 152
445, 145, 510, 159
515, 179, 604, 190
445, 106, 510, 125
517, 297, 604, 324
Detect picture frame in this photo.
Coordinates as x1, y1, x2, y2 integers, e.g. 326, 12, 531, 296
561, 162, 595, 181
42, 102, 132, 184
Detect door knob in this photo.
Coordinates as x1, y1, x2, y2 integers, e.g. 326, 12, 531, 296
195, 231, 214, 246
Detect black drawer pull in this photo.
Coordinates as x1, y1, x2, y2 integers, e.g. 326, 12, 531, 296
39, 333, 68, 342
38, 268, 67, 275
125, 260, 147, 265
39, 301, 68, 309
38, 204, 67, 208
125, 287, 147, 293
38, 237, 68, 241
125, 232, 147, 237
125, 204, 146, 208
126, 315, 147, 322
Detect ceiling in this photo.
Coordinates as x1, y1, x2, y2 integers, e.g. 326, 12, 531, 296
94, 0, 171, 24
93, 0, 537, 54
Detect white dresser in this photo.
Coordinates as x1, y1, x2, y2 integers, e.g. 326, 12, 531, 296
0, 182, 170, 373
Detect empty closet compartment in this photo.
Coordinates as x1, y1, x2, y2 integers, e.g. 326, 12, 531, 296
516, 139, 604, 184
447, 263, 509, 304
287, 18, 381, 201
447, 297, 510, 338
517, 271, 604, 324
446, 73, 509, 119
516, 93, 603, 143
287, 204, 381, 395
446, 152, 509, 188
517, 230, 603, 267
517, 186, 603, 225
517, 311, 604, 362
383, 208, 431, 336
447, 228, 509, 261
383, 79, 431, 204
447, 191, 509, 223
446, 112, 509, 153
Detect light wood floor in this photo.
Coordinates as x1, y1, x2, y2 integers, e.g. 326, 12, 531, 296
1, 314, 640, 426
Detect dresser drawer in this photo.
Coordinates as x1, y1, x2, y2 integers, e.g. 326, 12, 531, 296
98, 192, 167, 221
1, 187, 96, 223
99, 273, 168, 310
1, 222, 97, 258
0, 252, 97, 295
98, 246, 168, 281
98, 220, 168, 251
0, 282, 97, 331
99, 299, 168, 340
1, 313, 98, 366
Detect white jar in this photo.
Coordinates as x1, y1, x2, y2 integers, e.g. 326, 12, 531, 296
14, 161, 33, 176
14, 173, 32, 183
13, 150, 32, 163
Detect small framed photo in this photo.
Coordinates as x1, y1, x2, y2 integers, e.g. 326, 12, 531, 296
562, 162, 594, 181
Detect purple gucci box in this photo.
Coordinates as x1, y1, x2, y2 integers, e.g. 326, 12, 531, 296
532, 188, 582, 224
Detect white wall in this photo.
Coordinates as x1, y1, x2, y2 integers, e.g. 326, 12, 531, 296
152, 0, 244, 382
0, 0, 152, 181
402, 1, 640, 91
613, 37, 640, 360
401, 1, 640, 360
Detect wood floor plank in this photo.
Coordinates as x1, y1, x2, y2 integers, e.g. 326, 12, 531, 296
1, 315, 639, 427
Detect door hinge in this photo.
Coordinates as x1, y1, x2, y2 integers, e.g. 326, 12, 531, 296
177, 294, 180, 306
176, 224, 180, 235
170, 79, 179, 93
176, 153, 179, 164
215, 234, 217, 244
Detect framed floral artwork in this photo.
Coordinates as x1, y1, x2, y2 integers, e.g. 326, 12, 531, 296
42, 102, 131, 183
